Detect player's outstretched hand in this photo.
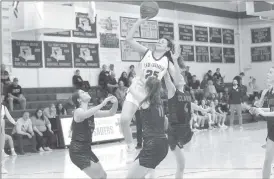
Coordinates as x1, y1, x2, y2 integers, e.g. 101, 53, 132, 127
102, 95, 114, 106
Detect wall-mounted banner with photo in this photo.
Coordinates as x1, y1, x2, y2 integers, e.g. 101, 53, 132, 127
209, 27, 222, 43
251, 27, 271, 44
98, 16, 119, 33
251, 46, 272, 62
120, 17, 140, 38
158, 22, 174, 40
140, 20, 158, 40
178, 24, 193, 41
210, 47, 222, 63
196, 46, 209, 63
222, 28, 234, 45
120, 40, 141, 62
44, 31, 71, 37
100, 33, 119, 48
73, 12, 97, 38
180, 45, 194, 61
223, 47, 235, 63
73, 43, 100, 68
195, 26, 208, 42
44, 41, 73, 68
12, 40, 43, 68
140, 41, 156, 51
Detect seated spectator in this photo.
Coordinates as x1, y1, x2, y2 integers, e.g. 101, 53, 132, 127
109, 64, 115, 77
72, 69, 84, 90
119, 71, 129, 87
43, 104, 57, 130
185, 66, 192, 85
204, 80, 217, 98
56, 103, 67, 116
219, 92, 229, 113
107, 72, 118, 94
198, 99, 213, 130
247, 77, 260, 101
3, 134, 17, 157
32, 109, 55, 152
253, 95, 260, 107
208, 101, 217, 126
189, 75, 200, 90
200, 74, 209, 90
213, 68, 225, 83
214, 99, 227, 128
128, 65, 136, 78
207, 93, 217, 101
7, 78, 26, 111
190, 100, 199, 132
12, 112, 37, 155
98, 64, 110, 94
1, 64, 11, 97
206, 70, 213, 81
214, 79, 224, 93
115, 80, 128, 110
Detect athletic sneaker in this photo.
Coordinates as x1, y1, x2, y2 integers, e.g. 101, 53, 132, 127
2, 152, 9, 158
44, 147, 52, 151
11, 151, 17, 156
1, 167, 8, 174
39, 147, 45, 152
239, 126, 243, 131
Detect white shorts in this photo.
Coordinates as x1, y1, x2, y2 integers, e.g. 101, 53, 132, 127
125, 78, 146, 107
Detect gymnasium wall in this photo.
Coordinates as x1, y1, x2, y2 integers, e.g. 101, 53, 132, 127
239, 17, 273, 89
8, 2, 240, 88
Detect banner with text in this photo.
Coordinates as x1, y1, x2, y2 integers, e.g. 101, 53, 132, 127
223, 47, 235, 63
209, 27, 222, 43
73, 12, 97, 38
180, 45, 194, 61
140, 20, 158, 40
222, 28, 234, 45
251, 27, 271, 44
44, 41, 73, 68
251, 46, 272, 62
196, 46, 209, 63
73, 43, 100, 68
195, 26, 208, 42
98, 16, 119, 33
120, 40, 141, 62
158, 22, 174, 40
210, 47, 222, 63
12, 40, 43, 68
179, 24, 193, 41
120, 17, 140, 38
100, 33, 119, 48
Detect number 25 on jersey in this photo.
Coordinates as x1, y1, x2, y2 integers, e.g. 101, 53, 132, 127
145, 70, 159, 79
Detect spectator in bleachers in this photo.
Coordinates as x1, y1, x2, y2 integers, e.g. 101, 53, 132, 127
214, 79, 224, 93
189, 75, 200, 90
204, 80, 217, 98
12, 112, 37, 155
200, 74, 209, 90
229, 78, 243, 129
56, 103, 67, 116
119, 71, 129, 87
213, 68, 224, 82
219, 92, 229, 113
98, 64, 109, 89
209, 101, 217, 127
128, 65, 136, 78
43, 104, 57, 131
107, 72, 118, 94
109, 64, 115, 76
199, 99, 213, 130
214, 99, 227, 128
3, 134, 17, 156
1, 64, 11, 97
247, 77, 260, 101
72, 69, 84, 90
115, 80, 128, 110
185, 66, 192, 85
206, 70, 213, 81
7, 78, 26, 111
31, 109, 55, 152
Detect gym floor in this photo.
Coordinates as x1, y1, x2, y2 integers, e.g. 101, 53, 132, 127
2, 121, 269, 178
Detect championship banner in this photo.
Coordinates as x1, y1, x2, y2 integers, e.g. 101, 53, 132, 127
100, 33, 119, 48
44, 41, 73, 68
60, 114, 124, 146
73, 12, 97, 38
73, 43, 100, 68
12, 40, 43, 68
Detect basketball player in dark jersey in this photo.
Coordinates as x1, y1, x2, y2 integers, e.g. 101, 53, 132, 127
252, 67, 274, 179
163, 48, 210, 179
126, 77, 169, 178
69, 90, 118, 179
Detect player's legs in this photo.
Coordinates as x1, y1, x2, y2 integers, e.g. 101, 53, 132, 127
83, 161, 107, 179
262, 138, 274, 179
172, 147, 185, 179
4, 134, 17, 156
126, 159, 151, 179
1, 119, 7, 174
120, 100, 138, 145
229, 105, 236, 127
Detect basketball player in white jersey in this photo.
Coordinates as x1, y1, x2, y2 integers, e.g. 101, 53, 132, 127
120, 17, 182, 160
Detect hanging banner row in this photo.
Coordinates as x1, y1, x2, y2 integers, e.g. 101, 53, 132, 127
12, 40, 100, 68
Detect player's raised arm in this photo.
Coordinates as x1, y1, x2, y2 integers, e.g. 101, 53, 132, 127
125, 18, 148, 55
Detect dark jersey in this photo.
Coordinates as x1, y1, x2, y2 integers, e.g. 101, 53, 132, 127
168, 90, 192, 126
142, 105, 166, 138
71, 115, 95, 144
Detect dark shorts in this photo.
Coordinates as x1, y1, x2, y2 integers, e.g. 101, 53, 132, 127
167, 125, 193, 151
136, 137, 168, 169
267, 122, 274, 142
69, 141, 99, 170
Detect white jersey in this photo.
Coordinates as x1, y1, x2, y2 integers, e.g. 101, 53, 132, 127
139, 50, 169, 83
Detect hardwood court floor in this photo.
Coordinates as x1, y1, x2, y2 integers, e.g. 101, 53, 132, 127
2, 121, 271, 178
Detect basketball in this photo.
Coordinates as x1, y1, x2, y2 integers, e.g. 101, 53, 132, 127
140, 1, 159, 19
